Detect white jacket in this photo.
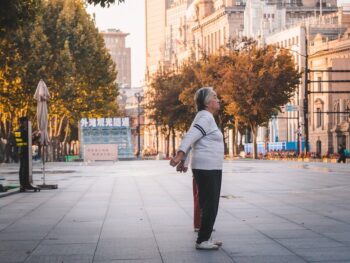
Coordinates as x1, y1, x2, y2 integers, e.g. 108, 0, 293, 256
178, 110, 224, 170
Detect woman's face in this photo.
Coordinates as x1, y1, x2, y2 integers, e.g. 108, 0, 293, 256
206, 92, 220, 113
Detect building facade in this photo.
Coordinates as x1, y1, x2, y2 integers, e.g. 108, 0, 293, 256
245, 0, 337, 40
264, 8, 350, 155
144, 0, 348, 157
101, 29, 131, 87
308, 28, 350, 156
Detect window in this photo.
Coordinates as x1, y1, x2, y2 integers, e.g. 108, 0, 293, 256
336, 102, 340, 124
316, 140, 322, 156
317, 77, 322, 92
316, 108, 322, 128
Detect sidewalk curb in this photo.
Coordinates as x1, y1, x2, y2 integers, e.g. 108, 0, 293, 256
0, 188, 20, 198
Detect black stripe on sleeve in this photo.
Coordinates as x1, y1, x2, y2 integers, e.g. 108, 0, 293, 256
194, 124, 206, 136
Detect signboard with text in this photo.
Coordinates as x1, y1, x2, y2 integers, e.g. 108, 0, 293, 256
83, 144, 118, 162
80, 117, 134, 160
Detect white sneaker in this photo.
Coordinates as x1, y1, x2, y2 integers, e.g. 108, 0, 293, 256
195, 241, 219, 250
212, 240, 223, 246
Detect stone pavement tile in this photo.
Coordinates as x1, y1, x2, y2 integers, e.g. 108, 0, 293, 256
322, 211, 350, 223
161, 250, 234, 263
2, 222, 54, 234
0, 240, 39, 251
263, 206, 310, 216
94, 260, 162, 263
100, 227, 154, 239
31, 243, 96, 256
322, 231, 350, 242
233, 255, 308, 263
0, 240, 39, 262
306, 223, 350, 234
0, 223, 8, 231
42, 233, 100, 244
294, 246, 350, 262
215, 233, 275, 246
261, 229, 323, 239
93, 237, 160, 261
223, 242, 294, 257
25, 254, 93, 263
0, 231, 47, 241
0, 250, 29, 263
214, 224, 261, 236
253, 222, 306, 232
154, 232, 198, 253
275, 237, 345, 249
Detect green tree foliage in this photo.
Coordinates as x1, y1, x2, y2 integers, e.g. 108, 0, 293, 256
43, 0, 118, 121
220, 44, 301, 158
0, 0, 119, 158
0, 0, 42, 38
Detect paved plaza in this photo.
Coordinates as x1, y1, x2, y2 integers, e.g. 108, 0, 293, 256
0, 160, 350, 263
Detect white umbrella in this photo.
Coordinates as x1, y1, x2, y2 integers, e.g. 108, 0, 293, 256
34, 79, 50, 146
34, 79, 50, 187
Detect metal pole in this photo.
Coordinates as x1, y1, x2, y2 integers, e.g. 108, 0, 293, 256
303, 37, 309, 153
42, 146, 46, 185
137, 101, 141, 158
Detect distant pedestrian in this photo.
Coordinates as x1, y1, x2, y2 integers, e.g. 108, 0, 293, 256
337, 144, 346, 163
170, 87, 224, 250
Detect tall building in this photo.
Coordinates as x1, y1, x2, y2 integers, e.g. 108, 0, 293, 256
264, 7, 350, 155
244, 0, 337, 40
165, 0, 193, 69
143, 0, 347, 157
145, 0, 171, 77
308, 25, 350, 155
190, 0, 245, 58
101, 29, 131, 87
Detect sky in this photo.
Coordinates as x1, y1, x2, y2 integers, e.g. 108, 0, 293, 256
86, 0, 349, 87
86, 1, 145, 87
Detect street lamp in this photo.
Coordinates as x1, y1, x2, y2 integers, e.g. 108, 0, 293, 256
278, 42, 309, 154
134, 92, 144, 158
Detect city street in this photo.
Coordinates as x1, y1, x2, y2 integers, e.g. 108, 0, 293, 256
0, 160, 350, 263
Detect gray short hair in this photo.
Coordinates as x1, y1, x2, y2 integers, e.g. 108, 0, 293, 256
194, 87, 215, 111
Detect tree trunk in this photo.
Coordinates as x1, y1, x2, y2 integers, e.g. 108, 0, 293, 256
239, 131, 243, 152
156, 123, 159, 154
251, 123, 258, 159
171, 127, 176, 157
233, 119, 238, 156
165, 128, 170, 158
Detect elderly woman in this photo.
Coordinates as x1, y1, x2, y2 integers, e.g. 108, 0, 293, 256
170, 87, 224, 250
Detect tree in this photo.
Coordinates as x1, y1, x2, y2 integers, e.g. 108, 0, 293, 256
0, 0, 42, 39
146, 68, 192, 157
85, 0, 125, 7
0, 0, 119, 161
179, 54, 233, 154
220, 44, 301, 159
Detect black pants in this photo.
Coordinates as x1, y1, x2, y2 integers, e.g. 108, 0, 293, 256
193, 169, 222, 244
338, 156, 346, 163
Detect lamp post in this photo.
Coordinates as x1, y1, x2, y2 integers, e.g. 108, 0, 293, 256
278, 39, 309, 154
134, 92, 143, 158
303, 37, 310, 154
